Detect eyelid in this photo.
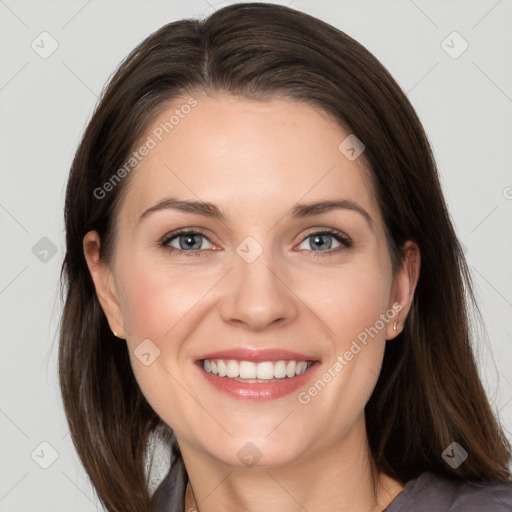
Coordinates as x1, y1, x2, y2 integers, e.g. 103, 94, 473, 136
161, 227, 211, 240
298, 226, 351, 243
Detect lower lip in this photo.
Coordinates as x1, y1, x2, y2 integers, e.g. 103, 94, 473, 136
196, 361, 320, 401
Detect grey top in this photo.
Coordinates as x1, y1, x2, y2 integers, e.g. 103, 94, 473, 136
151, 447, 512, 512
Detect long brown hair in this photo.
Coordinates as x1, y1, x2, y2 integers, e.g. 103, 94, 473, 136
58, 3, 511, 511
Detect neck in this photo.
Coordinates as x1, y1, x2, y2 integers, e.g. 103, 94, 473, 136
179, 415, 404, 512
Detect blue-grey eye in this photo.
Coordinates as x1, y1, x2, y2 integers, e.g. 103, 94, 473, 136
166, 232, 213, 251
298, 232, 350, 251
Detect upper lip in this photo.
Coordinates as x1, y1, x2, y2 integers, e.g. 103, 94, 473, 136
196, 348, 320, 363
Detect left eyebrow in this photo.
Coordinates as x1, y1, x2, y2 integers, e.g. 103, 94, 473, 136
290, 199, 374, 231
138, 196, 373, 230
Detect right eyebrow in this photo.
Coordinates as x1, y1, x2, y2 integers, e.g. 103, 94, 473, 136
138, 197, 226, 224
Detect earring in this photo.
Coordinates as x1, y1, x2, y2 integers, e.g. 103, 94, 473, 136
112, 330, 123, 339
393, 320, 399, 333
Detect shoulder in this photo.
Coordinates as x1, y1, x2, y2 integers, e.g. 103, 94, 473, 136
150, 448, 188, 512
384, 471, 512, 512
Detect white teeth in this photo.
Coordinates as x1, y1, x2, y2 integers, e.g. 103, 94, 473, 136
226, 360, 238, 378
202, 359, 312, 380
217, 360, 227, 377
274, 360, 287, 379
286, 361, 296, 378
239, 361, 256, 379
256, 361, 274, 380
295, 361, 307, 376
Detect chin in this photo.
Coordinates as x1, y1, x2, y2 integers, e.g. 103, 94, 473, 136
196, 432, 309, 469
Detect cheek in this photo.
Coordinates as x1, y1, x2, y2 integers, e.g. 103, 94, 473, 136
115, 254, 220, 404
302, 259, 392, 348
115, 258, 204, 427
296, 256, 392, 409
118, 257, 211, 341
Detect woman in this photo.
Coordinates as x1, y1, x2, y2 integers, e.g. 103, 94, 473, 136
58, 3, 512, 511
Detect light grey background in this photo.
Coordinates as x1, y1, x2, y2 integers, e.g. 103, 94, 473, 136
1, 0, 511, 510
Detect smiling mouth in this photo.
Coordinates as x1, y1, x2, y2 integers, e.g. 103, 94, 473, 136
199, 358, 315, 383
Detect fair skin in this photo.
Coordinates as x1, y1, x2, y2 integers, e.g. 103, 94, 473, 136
83, 93, 420, 512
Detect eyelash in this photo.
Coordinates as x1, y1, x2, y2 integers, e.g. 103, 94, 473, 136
159, 227, 353, 258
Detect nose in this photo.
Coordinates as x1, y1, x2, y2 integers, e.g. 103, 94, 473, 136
219, 246, 299, 332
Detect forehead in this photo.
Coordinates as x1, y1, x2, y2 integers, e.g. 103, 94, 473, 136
119, 93, 380, 228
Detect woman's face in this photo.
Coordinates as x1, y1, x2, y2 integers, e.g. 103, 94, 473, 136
85, 93, 416, 468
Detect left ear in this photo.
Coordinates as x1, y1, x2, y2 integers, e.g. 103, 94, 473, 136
386, 240, 421, 340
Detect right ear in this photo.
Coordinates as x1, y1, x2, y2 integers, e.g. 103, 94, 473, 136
82, 230, 126, 338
